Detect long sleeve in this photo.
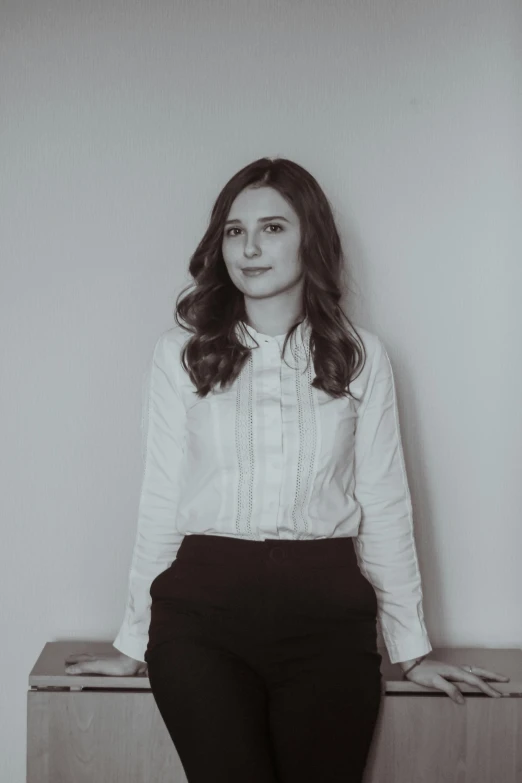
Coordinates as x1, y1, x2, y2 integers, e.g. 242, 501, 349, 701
352, 336, 433, 665
113, 331, 187, 663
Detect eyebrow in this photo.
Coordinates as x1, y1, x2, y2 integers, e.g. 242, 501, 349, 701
224, 215, 291, 226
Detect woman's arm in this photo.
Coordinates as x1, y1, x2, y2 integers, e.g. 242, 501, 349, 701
352, 334, 432, 666
112, 330, 187, 663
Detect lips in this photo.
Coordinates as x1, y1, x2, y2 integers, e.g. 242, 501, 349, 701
242, 267, 270, 271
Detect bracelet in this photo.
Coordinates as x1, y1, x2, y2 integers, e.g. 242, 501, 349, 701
401, 655, 426, 679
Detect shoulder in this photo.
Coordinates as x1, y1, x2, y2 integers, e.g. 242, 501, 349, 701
149, 324, 192, 374
155, 323, 192, 350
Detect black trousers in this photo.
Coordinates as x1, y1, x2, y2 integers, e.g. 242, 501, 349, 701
145, 534, 383, 783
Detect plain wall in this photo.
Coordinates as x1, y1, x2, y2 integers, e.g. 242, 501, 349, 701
1, 0, 521, 779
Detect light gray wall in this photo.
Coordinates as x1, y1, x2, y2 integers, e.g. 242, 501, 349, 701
1, 1, 521, 779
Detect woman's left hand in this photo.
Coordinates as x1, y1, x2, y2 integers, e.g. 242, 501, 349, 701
403, 659, 510, 704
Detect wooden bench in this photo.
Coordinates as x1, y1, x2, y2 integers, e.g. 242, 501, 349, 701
28, 642, 522, 782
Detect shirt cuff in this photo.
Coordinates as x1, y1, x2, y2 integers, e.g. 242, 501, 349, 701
112, 631, 147, 664
382, 631, 433, 665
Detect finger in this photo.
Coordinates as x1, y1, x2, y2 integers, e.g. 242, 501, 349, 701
454, 672, 504, 697
468, 668, 510, 681
64, 654, 95, 664
65, 665, 82, 674
433, 675, 465, 705
469, 676, 504, 697
65, 659, 97, 674
65, 662, 88, 673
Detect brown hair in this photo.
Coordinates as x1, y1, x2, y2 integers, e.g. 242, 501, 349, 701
173, 156, 366, 401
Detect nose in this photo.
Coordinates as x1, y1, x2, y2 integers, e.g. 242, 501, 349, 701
243, 234, 261, 257
244, 246, 261, 259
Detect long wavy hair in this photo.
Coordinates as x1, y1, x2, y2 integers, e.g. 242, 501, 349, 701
173, 157, 366, 402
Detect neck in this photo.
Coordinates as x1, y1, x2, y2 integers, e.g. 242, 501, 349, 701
245, 315, 304, 338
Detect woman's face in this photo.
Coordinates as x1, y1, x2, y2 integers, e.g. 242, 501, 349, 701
221, 185, 303, 304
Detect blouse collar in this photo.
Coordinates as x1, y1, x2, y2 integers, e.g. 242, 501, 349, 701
234, 317, 311, 357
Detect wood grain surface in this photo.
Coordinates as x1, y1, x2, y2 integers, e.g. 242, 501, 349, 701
27, 643, 522, 782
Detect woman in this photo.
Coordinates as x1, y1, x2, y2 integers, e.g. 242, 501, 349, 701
66, 157, 509, 783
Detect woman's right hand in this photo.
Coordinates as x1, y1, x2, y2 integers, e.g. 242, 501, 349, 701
64, 651, 148, 677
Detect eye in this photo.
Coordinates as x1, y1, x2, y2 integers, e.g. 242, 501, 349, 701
224, 223, 284, 237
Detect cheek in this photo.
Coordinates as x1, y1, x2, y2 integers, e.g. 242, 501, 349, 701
271, 235, 301, 262
222, 240, 243, 265
285, 234, 302, 261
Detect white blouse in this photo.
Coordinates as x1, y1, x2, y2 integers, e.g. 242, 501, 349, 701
113, 318, 433, 665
